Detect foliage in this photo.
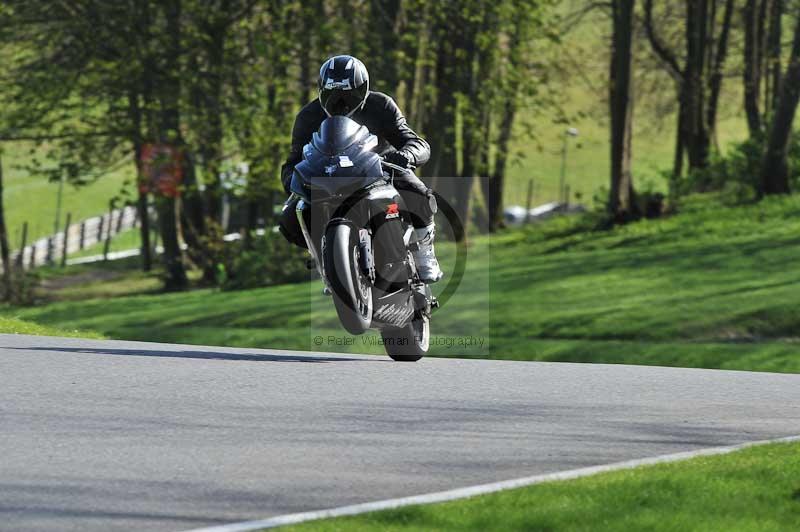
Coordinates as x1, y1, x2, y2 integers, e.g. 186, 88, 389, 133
672, 134, 800, 203
591, 182, 664, 223
0, 268, 38, 306
215, 233, 309, 291
0, 0, 564, 254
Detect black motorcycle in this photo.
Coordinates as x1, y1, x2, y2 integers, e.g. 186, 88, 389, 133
289, 116, 436, 362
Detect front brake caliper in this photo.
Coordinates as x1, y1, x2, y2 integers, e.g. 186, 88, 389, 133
357, 229, 375, 282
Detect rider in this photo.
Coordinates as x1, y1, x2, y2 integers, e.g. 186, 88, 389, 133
280, 55, 443, 283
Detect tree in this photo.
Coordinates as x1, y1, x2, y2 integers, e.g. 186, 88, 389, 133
743, 0, 766, 137
644, 0, 735, 176
0, 149, 11, 297
744, 0, 784, 139
420, 0, 558, 239
0, 1, 190, 288
609, 0, 637, 220
0, 0, 562, 266
759, 6, 800, 196
766, 0, 784, 115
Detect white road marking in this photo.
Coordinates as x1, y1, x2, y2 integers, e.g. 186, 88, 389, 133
182, 434, 800, 532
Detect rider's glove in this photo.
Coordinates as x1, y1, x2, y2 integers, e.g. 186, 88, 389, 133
384, 150, 413, 169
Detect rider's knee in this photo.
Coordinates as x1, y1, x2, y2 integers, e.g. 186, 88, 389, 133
278, 197, 308, 249
399, 187, 436, 228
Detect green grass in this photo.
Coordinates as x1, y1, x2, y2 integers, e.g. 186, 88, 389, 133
69, 227, 143, 258
2, 141, 134, 245
35, 257, 163, 302
5, 193, 800, 373
0, 315, 104, 339
276, 440, 800, 532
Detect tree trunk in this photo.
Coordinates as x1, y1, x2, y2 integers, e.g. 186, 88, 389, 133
487, 97, 516, 230
127, 90, 152, 272
423, 18, 459, 238
155, 196, 187, 290
767, 0, 783, 114
743, 0, 763, 136
706, 0, 735, 138
760, 8, 800, 196
199, 5, 229, 226
370, 0, 403, 90
685, 0, 710, 169
670, 98, 686, 198
609, 0, 637, 220
453, 14, 484, 242
137, 191, 152, 272
157, 0, 188, 290
0, 151, 11, 297
485, 6, 524, 232
297, 3, 314, 107
408, 2, 430, 129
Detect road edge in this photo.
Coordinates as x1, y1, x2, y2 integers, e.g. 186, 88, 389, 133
182, 434, 800, 532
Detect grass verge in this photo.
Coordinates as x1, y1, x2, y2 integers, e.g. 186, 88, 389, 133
0, 315, 104, 339
276, 440, 800, 532
2, 141, 133, 244
4, 193, 800, 373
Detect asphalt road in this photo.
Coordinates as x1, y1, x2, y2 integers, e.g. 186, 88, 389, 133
1, 334, 799, 532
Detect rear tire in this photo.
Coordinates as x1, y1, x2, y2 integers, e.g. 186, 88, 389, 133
381, 315, 429, 362
323, 221, 372, 335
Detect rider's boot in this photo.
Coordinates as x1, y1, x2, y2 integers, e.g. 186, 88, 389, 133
412, 224, 444, 283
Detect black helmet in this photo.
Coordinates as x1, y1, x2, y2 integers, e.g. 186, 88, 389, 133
318, 55, 369, 117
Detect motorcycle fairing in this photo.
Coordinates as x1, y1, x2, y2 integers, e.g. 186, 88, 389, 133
291, 116, 385, 201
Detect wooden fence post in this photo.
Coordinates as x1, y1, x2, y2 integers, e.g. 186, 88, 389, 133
46, 237, 54, 264
79, 221, 86, 250
151, 222, 160, 256
16, 222, 28, 268
61, 213, 72, 267
524, 178, 534, 224
97, 215, 104, 242
103, 203, 114, 261
116, 208, 125, 233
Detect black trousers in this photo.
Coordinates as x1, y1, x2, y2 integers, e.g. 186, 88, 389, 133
392, 169, 435, 229
279, 170, 434, 249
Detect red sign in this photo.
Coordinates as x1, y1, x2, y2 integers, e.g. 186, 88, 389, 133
139, 143, 184, 197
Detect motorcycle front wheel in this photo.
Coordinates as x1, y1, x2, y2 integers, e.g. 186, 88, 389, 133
381, 314, 429, 362
323, 221, 372, 335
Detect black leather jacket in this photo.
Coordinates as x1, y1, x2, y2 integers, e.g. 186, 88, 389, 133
281, 91, 430, 192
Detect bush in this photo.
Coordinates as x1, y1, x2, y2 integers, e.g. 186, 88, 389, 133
0, 268, 39, 306
591, 183, 664, 223
672, 134, 800, 203
216, 231, 309, 291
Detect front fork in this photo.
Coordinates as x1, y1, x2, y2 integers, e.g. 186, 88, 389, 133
297, 195, 435, 322
296, 198, 331, 292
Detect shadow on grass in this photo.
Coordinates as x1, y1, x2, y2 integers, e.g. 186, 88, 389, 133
8, 346, 367, 363
493, 236, 800, 290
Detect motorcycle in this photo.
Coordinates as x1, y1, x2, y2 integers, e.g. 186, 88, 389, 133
289, 115, 437, 362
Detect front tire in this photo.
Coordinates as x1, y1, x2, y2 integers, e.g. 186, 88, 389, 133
381, 315, 429, 362
323, 221, 372, 335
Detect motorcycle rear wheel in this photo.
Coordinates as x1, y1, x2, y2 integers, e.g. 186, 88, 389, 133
381, 314, 429, 362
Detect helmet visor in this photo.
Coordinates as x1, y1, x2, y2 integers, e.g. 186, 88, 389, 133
320, 82, 368, 117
